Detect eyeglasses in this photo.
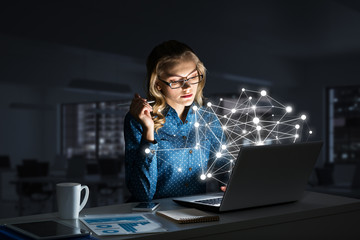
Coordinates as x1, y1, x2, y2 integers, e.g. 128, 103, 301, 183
158, 74, 204, 89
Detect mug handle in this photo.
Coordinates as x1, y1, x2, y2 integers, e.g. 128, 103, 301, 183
79, 185, 89, 212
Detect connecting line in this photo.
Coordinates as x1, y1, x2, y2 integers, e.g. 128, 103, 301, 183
208, 104, 231, 112
266, 95, 286, 108
209, 176, 228, 186
199, 146, 208, 175
208, 160, 232, 175
194, 112, 200, 149
293, 130, 298, 143
258, 106, 275, 119
263, 94, 276, 106
225, 131, 254, 146
195, 111, 224, 147
263, 112, 288, 142
254, 94, 264, 106
198, 109, 227, 146
275, 135, 301, 141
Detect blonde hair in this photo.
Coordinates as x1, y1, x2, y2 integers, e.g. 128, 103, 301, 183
146, 40, 206, 132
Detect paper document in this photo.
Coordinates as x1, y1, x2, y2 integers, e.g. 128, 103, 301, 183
80, 214, 166, 236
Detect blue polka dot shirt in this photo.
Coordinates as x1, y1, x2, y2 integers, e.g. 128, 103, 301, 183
124, 103, 228, 202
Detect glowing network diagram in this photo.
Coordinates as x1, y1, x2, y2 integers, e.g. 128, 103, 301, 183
145, 88, 314, 185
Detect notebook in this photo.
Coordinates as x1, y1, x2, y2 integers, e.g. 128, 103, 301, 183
173, 141, 323, 212
156, 208, 219, 224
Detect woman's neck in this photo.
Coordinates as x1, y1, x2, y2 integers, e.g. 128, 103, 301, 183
179, 107, 190, 122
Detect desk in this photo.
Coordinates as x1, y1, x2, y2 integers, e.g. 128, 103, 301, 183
1, 191, 360, 239
11, 174, 125, 216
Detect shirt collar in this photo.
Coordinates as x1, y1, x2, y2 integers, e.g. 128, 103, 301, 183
163, 102, 198, 118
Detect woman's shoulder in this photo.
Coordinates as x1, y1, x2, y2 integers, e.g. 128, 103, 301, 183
124, 111, 133, 122
124, 112, 142, 129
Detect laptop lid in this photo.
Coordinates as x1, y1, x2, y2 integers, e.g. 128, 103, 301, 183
174, 141, 323, 212
219, 141, 323, 211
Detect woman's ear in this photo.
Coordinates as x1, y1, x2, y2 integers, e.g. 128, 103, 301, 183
156, 84, 161, 91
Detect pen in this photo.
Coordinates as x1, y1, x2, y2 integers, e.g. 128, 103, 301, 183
117, 100, 155, 106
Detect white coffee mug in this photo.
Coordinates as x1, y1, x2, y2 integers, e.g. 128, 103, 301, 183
56, 182, 89, 219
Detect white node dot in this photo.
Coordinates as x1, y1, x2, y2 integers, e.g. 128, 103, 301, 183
276, 136, 279, 139
195, 146, 199, 149
230, 159, 234, 163
207, 102, 212, 107
192, 106, 198, 111
261, 90, 267, 96
216, 152, 222, 158
223, 115, 227, 118
277, 121, 280, 124
256, 141, 264, 145
231, 109, 236, 113
222, 126, 227, 130
178, 168, 182, 172
272, 114, 274, 117
295, 134, 299, 138
301, 115, 307, 120
253, 117, 260, 124
200, 174, 206, 180
256, 126, 262, 131
145, 148, 150, 154
309, 131, 313, 134
286, 106, 292, 113
242, 130, 247, 134
249, 96, 253, 100
242, 88, 245, 92
252, 105, 256, 110
194, 122, 199, 128
221, 144, 227, 150
207, 173, 212, 178
295, 124, 300, 129
220, 98, 223, 101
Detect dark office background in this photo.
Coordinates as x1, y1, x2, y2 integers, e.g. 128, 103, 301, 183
1, 0, 360, 218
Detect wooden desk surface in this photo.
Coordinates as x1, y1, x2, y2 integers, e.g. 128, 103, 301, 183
1, 191, 360, 240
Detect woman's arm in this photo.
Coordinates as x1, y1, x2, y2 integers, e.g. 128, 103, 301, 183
124, 113, 158, 202
129, 93, 155, 142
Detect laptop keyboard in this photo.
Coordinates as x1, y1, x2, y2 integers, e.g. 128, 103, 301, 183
195, 197, 223, 206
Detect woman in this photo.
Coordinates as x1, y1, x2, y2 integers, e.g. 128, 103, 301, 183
124, 40, 228, 202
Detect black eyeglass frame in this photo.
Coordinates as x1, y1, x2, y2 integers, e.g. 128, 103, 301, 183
158, 74, 204, 89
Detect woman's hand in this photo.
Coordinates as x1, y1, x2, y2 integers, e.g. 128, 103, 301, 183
130, 94, 155, 142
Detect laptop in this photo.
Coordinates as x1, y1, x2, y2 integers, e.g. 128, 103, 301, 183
173, 141, 323, 212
